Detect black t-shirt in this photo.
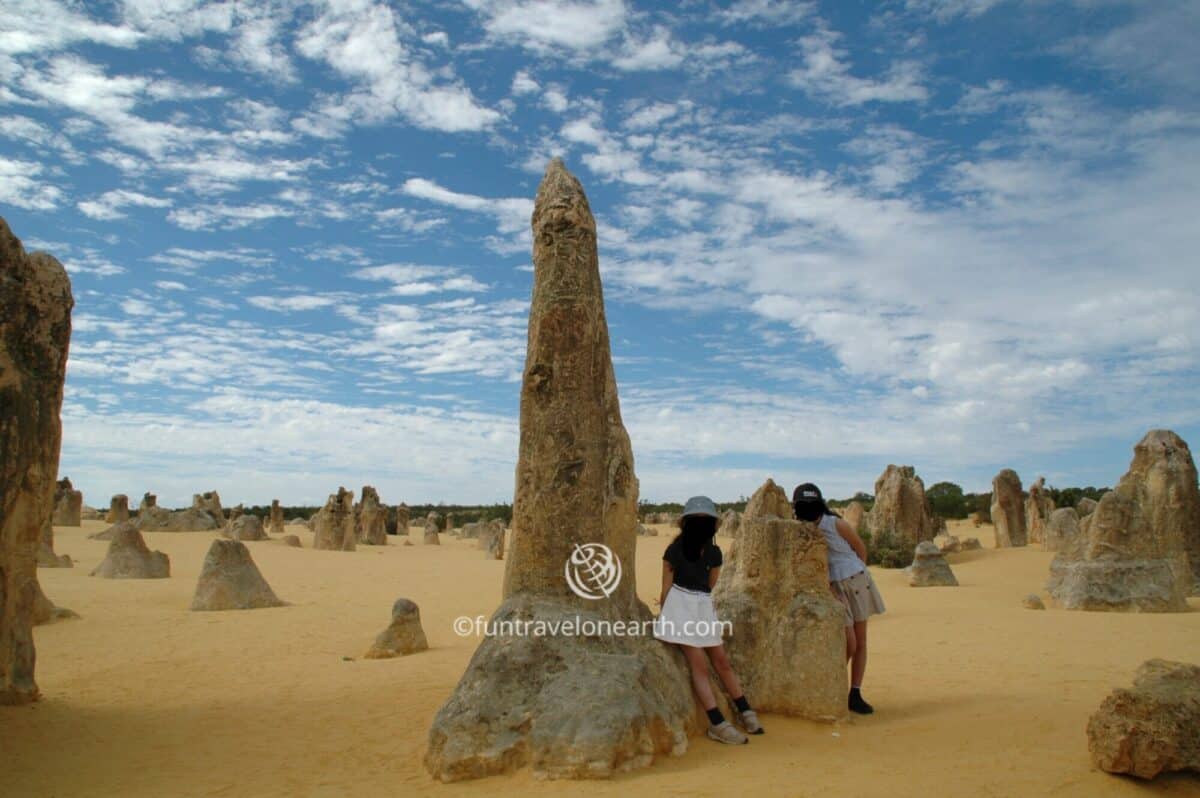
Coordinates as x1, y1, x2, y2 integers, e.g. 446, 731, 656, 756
663, 538, 723, 593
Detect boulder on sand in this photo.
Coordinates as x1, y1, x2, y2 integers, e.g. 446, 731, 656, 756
226, 513, 268, 541
1047, 430, 1197, 611
51, 476, 82, 526
280, 534, 302, 548
357, 486, 388, 545
90, 521, 170, 579
713, 515, 846, 720
190, 539, 284, 611
191, 491, 225, 526
105, 494, 130, 523
363, 598, 429, 659
395, 503, 410, 535
424, 160, 696, 782
865, 465, 936, 547
1, 217, 74, 704
267, 499, 285, 537
906, 541, 958, 587
423, 512, 441, 545
1087, 659, 1200, 779
990, 469, 1027, 548
312, 487, 356, 551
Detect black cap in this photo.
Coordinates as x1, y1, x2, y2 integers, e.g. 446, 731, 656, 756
792, 483, 823, 504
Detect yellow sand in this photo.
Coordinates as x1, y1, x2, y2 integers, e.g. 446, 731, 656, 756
7, 520, 1200, 797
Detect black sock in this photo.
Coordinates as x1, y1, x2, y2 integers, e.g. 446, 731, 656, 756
706, 707, 725, 726
848, 688, 874, 715
733, 695, 751, 713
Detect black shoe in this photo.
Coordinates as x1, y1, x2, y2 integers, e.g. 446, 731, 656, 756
848, 689, 874, 715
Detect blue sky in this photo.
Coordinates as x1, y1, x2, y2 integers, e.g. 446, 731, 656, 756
2, 0, 1197, 507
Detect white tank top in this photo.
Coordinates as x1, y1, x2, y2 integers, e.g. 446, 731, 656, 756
819, 514, 866, 582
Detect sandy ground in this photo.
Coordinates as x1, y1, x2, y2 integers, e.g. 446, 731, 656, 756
5, 519, 1199, 798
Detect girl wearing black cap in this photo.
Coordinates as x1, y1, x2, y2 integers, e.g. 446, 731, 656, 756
653, 495, 764, 744
793, 483, 886, 715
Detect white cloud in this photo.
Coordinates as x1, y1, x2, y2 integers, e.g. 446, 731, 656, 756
465, 0, 628, 52
402, 177, 533, 238
511, 69, 539, 95
0, 0, 142, 54
78, 189, 173, 220
167, 203, 292, 230
612, 28, 685, 71
788, 25, 928, 105
714, 0, 814, 27
0, 156, 64, 210
247, 295, 340, 312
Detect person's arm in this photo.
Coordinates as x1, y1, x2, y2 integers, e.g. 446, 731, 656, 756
836, 518, 869, 563
659, 560, 673, 607
708, 566, 721, 590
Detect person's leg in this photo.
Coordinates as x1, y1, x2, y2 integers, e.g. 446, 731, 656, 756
848, 620, 873, 714
681, 644, 718, 711
707, 644, 764, 734
844, 623, 857, 663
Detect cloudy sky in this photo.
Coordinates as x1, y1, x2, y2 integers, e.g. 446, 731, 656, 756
2, 0, 1197, 507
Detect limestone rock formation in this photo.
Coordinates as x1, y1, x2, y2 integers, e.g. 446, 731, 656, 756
1087, 659, 1200, 779
842, 501, 865, 533
139, 492, 157, 513
267, 499, 285, 537
90, 522, 170, 579
865, 465, 936, 547
32, 581, 79, 626
713, 516, 845, 719
191, 539, 284, 611
226, 513, 267, 541
425, 160, 696, 782
961, 537, 983, 551
192, 491, 225, 526
1, 218, 73, 704
744, 478, 792, 519
445, 513, 457, 536
280, 534, 301, 548
363, 598, 429, 659
357, 486, 387, 545
105, 494, 130, 524
312, 488, 356, 551
933, 534, 961, 554
1043, 507, 1080, 553
1026, 477, 1055, 545
1022, 594, 1046, 610
395, 503, 410, 535
718, 509, 740, 538
635, 523, 657, 537
990, 469, 1027, 548
423, 513, 441, 546
138, 506, 220, 532
36, 517, 72, 568
907, 541, 959, 587
51, 477, 82, 526
81, 505, 103, 520
1047, 430, 1197, 611
1077, 497, 1098, 516
475, 520, 505, 551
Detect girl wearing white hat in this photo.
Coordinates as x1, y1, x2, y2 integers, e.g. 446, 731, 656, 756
653, 495, 763, 744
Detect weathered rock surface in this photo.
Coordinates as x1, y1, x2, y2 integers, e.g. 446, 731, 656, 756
191, 491, 225, 526
1, 218, 73, 704
866, 465, 936, 547
226, 514, 267, 541
1044, 507, 1080, 553
990, 469, 1027, 548
1087, 659, 1200, 779
395, 503, 410, 535
425, 160, 696, 782
423, 512, 441, 546
475, 520, 505, 552
90, 522, 170, 579
1077, 497, 1098, 516
280, 534, 302, 548
714, 516, 845, 719
191, 539, 284, 611
961, 537, 983, 551
1047, 430, 1197, 611
1026, 477, 1055, 545
932, 534, 961, 554
267, 500, 285, 537
907, 541, 958, 587
32, 581, 79, 626
357, 486, 388, 545
744, 478, 792, 519
635, 523, 658, 537
718, 509, 740, 537
312, 488, 356, 551
138, 506, 220, 532
105, 494, 130, 524
80, 505, 102, 521
1022, 594, 1046, 610
51, 477, 82, 526
36, 517, 72, 568
363, 598, 429, 659
841, 501, 865, 533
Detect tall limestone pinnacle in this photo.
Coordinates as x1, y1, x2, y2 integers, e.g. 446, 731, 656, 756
425, 159, 696, 781
503, 157, 639, 608
1, 217, 74, 704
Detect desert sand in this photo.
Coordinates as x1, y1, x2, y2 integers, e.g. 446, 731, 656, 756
6, 519, 1200, 797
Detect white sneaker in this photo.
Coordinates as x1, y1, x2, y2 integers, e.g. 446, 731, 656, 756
740, 709, 764, 735
707, 720, 749, 745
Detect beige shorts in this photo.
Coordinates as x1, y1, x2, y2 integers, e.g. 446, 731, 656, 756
830, 570, 886, 627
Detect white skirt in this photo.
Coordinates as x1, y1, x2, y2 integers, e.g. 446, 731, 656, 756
654, 585, 724, 648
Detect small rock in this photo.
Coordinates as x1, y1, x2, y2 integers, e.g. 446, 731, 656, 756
1022, 594, 1045, 610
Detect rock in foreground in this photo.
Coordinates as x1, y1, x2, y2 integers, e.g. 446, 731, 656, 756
1087, 659, 1200, 779
907, 541, 958, 587
90, 522, 170, 579
363, 598, 429, 659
